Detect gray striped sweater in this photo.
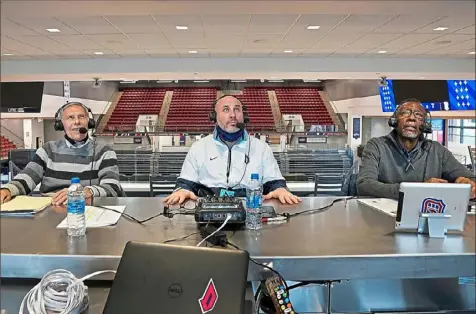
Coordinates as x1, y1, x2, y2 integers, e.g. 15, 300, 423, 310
2, 139, 124, 197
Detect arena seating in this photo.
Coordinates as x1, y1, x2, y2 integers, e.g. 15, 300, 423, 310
236, 88, 275, 130
106, 88, 166, 132
164, 88, 216, 132
275, 88, 334, 126
1, 136, 17, 159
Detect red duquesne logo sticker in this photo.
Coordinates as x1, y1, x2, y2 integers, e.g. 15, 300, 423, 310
198, 278, 218, 314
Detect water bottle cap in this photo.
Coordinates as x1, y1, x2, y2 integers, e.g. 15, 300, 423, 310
251, 173, 259, 180
71, 177, 80, 184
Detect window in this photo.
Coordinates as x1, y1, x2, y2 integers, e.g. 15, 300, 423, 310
448, 119, 476, 144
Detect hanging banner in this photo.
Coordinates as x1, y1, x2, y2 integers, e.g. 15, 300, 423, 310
352, 117, 361, 139
64, 81, 71, 103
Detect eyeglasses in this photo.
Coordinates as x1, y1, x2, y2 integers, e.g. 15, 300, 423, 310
398, 109, 425, 120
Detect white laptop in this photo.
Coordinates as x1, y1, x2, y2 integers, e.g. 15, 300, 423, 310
395, 182, 471, 233
358, 182, 472, 234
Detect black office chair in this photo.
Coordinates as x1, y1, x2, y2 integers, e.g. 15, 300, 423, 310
313, 173, 345, 196
149, 175, 178, 197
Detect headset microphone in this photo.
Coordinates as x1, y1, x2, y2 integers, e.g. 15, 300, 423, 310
236, 122, 246, 130
78, 128, 88, 134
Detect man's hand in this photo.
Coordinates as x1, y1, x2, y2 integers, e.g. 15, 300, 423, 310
263, 187, 301, 205
0, 189, 11, 204
455, 177, 476, 199
52, 188, 93, 206
163, 189, 198, 205
52, 188, 68, 205
425, 178, 448, 183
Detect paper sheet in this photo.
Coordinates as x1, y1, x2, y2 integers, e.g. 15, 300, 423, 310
0, 196, 52, 214
357, 198, 398, 217
56, 205, 126, 229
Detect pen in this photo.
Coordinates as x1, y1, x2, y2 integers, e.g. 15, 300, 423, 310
262, 216, 287, 223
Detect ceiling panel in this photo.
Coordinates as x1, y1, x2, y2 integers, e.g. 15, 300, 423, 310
454, 25, 476, 35
115, 50, 149, 57
241, 48, 273, 57
206, 33, 245, 49
88, 34, 138, 50
208, 49, 241, 57
201, 15, 249, 34
82, 50, 119, 58
1, 19, 40, 36
153, 15, 203, 33
403, 34, 476, 53
343, 33, 403, 49
414, 16, 476, 34
373, 15, 443, 34
57, 16, 120, 34
52, 35, 106, 50
8, 35, 73, 51
276, 28, 330, 49
167, 31, 207, 48
379, 33, 443, 50
423, 39, 475, 54
127, 33, 172, 49
311, 31, 367, 49
333, 47, 369, 54
270, 49, 305, 57
176, 48, 209, 58
1, 54, 34, 60
335, 14, 397, 32
293, 14, 349, 28
104, 15, 161, 34
146, 49, 179, 57
248, 14, 299, 34
1, 36, 41, 52
6, 17, 79, 35
244, 34, 285, 49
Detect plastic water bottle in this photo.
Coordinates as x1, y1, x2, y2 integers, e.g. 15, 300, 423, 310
67, 177, 86, 237
246, 173, 263, 230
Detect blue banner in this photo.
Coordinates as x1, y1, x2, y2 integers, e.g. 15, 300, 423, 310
447, 80, 475, 111
431, 119, 444, 131
379, 80, 396, 112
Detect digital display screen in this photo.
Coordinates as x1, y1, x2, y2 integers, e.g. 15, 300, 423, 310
0, 82, 44, 113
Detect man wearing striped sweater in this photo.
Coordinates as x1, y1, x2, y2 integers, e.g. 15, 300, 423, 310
0, 102, 124, 205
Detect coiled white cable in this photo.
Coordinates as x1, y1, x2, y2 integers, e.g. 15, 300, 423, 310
196, 213, 232, 247
19, 269, 116, 314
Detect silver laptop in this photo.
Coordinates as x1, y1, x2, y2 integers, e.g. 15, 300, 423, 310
395, 182, 471, 233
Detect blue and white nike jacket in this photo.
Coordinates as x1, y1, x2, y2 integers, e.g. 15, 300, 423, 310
176, 129, 287, 196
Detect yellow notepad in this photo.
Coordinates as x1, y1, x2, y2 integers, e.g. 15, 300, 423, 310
0, 196, 52, 214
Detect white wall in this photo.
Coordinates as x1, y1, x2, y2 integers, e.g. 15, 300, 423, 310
1, 119, 23, 139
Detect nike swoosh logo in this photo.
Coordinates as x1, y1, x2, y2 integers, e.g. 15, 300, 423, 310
210, 156, 218, 161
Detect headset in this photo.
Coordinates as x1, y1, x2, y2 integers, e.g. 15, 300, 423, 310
54, 101, 96, 131
208, 94, 250, 124
388, 98, 432, 134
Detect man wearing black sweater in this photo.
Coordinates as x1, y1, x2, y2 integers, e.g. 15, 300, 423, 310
357, 99, 475, 200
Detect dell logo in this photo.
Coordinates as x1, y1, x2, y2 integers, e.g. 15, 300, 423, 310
168, 284, 182, 298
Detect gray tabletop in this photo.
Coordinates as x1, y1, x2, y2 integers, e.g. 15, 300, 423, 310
1, 197, 475, 281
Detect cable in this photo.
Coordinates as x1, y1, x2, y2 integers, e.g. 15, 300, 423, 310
163, 231, 201, 244
93, 205, 194, 224
196, 213, 232, 247
229, 135, 252, 190
279, 196, 355, 219
19, 269, 116, 314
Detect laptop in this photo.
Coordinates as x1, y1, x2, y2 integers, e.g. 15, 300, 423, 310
103, 241, 249, 314
395, 182, 471, 233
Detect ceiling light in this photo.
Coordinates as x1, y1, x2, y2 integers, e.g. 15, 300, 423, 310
418, 76, 426, 79
176, 26, 188, 30
284, 50, 293, 53
231, 80, 247, 83
193, 80, 209, 83
157, 80, 173, 83
268, 80, 284, 83
2, 53, 14, 56
46, 28, 61, 33
94, 52, 104, 55
303, 79, 321, 83
377, 50, 387, 54
433, 27, 449, 31
306, 25, 320, 30
188, 50, 198, 54
468, 51, 475, 55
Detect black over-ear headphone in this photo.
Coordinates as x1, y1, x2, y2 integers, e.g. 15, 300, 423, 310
208, 95, 250, 124
54, 102, 96, 131
388, 98, 432, 134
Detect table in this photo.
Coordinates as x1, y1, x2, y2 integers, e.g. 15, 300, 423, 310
1, 197, 475, 313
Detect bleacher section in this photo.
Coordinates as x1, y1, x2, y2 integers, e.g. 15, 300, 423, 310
236, 88, 275, 130
106, 88, 166, 132
275, 88, 334, 126
1, 136, 17, 159
164, 88, 217, 132
115, 149, 351, 182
